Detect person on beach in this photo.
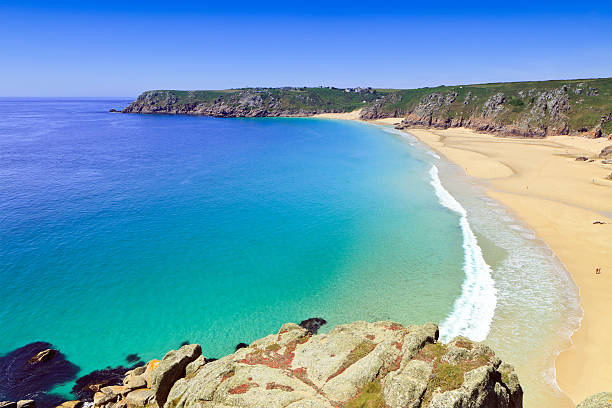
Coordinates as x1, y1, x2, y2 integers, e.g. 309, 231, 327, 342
595, 268, 601, 274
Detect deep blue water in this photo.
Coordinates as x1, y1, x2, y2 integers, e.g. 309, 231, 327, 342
0, 99, 467, 396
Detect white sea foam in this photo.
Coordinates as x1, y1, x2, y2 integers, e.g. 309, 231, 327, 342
429, 165, 497, 342
382, 127, 417, 145
427, 151, 441, 159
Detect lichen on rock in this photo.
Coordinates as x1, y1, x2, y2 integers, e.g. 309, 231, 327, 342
89, 321, 522, 408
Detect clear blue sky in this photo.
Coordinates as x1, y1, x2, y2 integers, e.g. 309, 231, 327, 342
1, 0, 611, 96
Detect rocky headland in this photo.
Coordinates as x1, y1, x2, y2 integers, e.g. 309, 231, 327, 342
4, 320, 612, 407
3, 321, 526, 408
118, 78, 612, 139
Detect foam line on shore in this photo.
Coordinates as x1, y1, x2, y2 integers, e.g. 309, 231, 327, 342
429, 165, 497, 342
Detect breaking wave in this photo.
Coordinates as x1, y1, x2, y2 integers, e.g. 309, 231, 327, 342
429, 165, 497, 342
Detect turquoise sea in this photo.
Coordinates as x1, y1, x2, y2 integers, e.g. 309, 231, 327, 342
0, 99, 580, 407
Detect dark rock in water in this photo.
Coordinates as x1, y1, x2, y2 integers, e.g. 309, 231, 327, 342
179, 341, 190, 347
71, 366, 130, 402
125, 354, 140, 364
108, 109, 120, 112
234, 343, 248, 351
299, 317, 327, 334
0, 342, 79, 408
27, 350, 57, 365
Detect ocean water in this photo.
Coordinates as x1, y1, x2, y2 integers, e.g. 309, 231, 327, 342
0, 99, 580, 407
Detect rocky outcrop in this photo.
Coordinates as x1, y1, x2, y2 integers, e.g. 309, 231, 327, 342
122, 90, 366, 118
90, 321, 522, 408
119, 78, 612, 138
359, 94, 403, 119
28, 350, 57, 365
72, 365, 135, 402
395, 85, 578, 138
0, 402, 34, 408
576, 392, 612, 408
149, 344, 201, 407
481, 92, 506, 119
600, 145, 612, 158
55, 402, 82, 408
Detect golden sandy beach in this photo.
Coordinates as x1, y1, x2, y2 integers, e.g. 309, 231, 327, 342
403, 127, 612, 406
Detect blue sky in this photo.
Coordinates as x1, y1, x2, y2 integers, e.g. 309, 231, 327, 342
1, 1, 611, 96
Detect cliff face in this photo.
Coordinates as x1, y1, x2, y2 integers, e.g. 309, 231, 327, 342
122, 90, 309, 117
121, 88, 382, 118
119, 78, 612, 138
89, 321, 523, 408
392, 85, 577, 137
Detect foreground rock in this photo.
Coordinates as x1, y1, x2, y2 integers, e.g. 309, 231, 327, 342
576, 392, 612, 408
150, 344, 202, 407
0, 401, 35, 408
55, 402, 82, 408
72, 365, 136, 402
92, 321, 522, 408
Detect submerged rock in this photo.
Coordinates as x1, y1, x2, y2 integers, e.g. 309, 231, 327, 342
28, 350, 57, 365
72, 366, 131, 402
124, 354, 140, 365
0, 342, 79, 408
298, 317, 327, 334
234, 343, 248, 352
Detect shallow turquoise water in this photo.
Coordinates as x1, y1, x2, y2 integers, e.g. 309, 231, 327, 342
1, 100, 582, 407
0, 99, 467, 395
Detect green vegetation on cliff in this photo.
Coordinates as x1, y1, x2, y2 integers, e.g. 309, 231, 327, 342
372, 78, 612, 136
122, 87, 387, 117
121, 77, 612, 137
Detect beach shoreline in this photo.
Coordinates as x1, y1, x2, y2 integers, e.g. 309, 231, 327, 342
401, 127, 612, 403
313, 110, 612, 405
387, 126, 611, 406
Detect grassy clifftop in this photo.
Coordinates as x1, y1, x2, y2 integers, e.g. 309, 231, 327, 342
120, 78, 612, 137
121, 87, 387, 117
372, 78, 612, 136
